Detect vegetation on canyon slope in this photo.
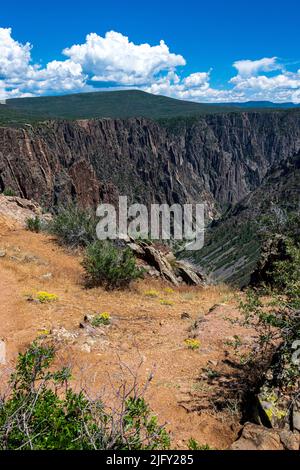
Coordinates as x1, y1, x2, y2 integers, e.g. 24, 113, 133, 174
1, 90, 241, 126
184, 153, 300, 287
237, 235, 300, 396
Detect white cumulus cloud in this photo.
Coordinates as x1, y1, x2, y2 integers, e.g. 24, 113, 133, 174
0, 27, 32, 77
0, 27, 89, 99
63, 31, 186, 85
232, 57, 281, 77
0, 28, 299, 104
229, 68, 300, 103
145, 70, 243, 102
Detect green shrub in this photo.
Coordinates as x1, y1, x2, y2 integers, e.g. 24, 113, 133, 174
239, 288, 300, 391
271, 238, 300, 307
47, 205, 97, 248
2, 187, 16, 196
188, 438, 212, 450
82, 240, 143, 289
91, 312, 111, 326
26, 215, 42, 233
0, 342, 170, 450
236, 238, 300, 392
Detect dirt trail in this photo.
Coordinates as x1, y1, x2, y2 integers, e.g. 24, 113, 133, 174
0, 216, 253, 449
0, 269, 26, 354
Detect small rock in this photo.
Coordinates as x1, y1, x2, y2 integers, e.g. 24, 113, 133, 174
279, 429, 299, 450
148, 268, 160, 277
142, 244, 179, 286
83, 314, 94, 323
165, 252, 176, 263
0, 250, 6, 257
10, 255, 21, 262
292, 407, 300, 431
79, 322, 99, 335
207, 359, 218, 367
86, 337, 96, 346
81, 343, 91, 353
207, 304, 221, 314
40, 272, 53, 280
52, 327, 78, 342
181, 312, 191, 320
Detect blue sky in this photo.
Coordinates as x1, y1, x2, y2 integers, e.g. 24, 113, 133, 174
1, 0, 300, 102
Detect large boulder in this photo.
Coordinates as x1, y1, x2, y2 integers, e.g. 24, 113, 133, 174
124, 239, 207, 286
230, 423, 299, 450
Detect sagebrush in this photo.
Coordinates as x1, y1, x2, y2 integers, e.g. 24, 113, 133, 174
234, 236, 300, 398
26, 216, 42, 233
82, 240, 143, 289
47, 205, 97, 248
0, 342, 170, 450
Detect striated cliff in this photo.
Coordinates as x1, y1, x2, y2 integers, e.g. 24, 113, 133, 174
0, 111, 300, 215
183, 152, 300, 286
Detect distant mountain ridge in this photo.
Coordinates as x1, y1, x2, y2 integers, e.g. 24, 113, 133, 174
215, 101, 300, 109
1, 90, 299, 127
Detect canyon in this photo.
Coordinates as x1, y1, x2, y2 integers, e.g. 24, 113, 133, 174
0, 111, 299, 218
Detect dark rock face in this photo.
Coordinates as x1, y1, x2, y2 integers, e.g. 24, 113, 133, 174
0, 112, 299, 213
183, 152, 300, 286
249, 236, 288, 286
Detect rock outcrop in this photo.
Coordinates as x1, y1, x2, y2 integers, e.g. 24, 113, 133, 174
230, 423, 299, 450
0, 194, 51, 229
125, 238, 206, 286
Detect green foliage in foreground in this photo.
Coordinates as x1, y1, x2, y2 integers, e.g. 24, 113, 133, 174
270, 238, 300, 308
0, 343, 170, 450
47, 205, 97, 248
188, 438, 213, 450
82, 240, 144, 289
237, 237, 300, 391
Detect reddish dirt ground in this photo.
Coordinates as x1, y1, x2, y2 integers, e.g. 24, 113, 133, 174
0, 215, 255, 449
